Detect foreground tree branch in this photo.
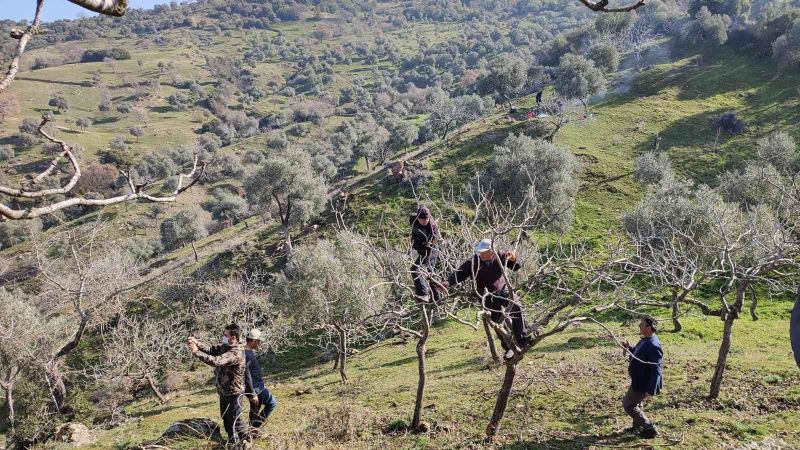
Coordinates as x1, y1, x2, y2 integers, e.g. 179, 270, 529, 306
1, 0, 128, 95
577, 0, 646, 12
0, 118, 205, 220
0, 0, 45, 94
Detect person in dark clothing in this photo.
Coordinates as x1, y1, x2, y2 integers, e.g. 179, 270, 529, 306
535, 90, 543, 104
409, 205, 441, 304
621, 317, 663, 439
439, 238, 530, 358
243, 328, 278, 436
187, 324, 251, 448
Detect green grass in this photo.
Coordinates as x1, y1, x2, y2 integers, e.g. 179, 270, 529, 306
65, 312, 800, 450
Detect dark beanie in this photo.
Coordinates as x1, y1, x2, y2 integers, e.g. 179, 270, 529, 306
416, 205, 430, 219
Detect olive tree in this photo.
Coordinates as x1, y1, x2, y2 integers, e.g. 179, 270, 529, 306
202, 188, 249, 226
160, 209, 208, 252
554, 53, 606, 112
481, 54, 528, 112
272, 234, 387, 382
244, 148, 327, 256
633, 151, 673, 185
474, 134, 579, 232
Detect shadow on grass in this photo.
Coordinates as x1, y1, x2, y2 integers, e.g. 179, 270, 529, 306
15, 76, 91, 88
130, 401, 216, 419
500, 431, 641, 450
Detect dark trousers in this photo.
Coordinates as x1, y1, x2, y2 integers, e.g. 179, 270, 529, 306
622, 387, 651, 427
412, 252, 440, 303
219, 394, 248, 443
249, 385, 278, 428
485, 290, 528, 350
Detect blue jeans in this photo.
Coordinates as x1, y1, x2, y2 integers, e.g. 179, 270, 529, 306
249, 384, 277, 428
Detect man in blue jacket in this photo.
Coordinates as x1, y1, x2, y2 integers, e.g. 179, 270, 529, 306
621, 316, 663, 439
243, 328, 278, 437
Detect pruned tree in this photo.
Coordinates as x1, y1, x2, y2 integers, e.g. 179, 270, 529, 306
30, 223, 140, 415
244, 148, 327, 256
271, 234, 388, 382
622, 159, 800, 399
101, 314, 186, 404
333, 203, 480, 431
0, 117, 204, 220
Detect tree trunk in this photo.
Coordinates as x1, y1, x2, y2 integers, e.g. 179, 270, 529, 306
45, 362, 67, 413
671, 289, 682, 332
482, 313, 500, 363
411, 306, 430, 431
191, 241, 199, 262
145, 374, 167, 404
580, 98, 588, 112
282, 225, 293, 258
485, 359, 517, 439
364, 156, 371, 172
2, 381, 14, 433
337, 326, 348, 383
709, 285, 746, 399
709, 312, 735, 399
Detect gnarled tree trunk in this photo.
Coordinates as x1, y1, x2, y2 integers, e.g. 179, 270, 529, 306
482, 313, 500, 363
145, 374, 167, 404
335, 324, 348, 383
485, 358, 518, 439
709, 284, 746, 399
411, 306, 430, 431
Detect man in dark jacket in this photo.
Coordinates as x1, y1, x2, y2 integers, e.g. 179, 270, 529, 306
439, 238, 530, 358
243, 328, 278, 436
621, 317, 663, 439
410, 205, 441, 304
187, 324, 251, 448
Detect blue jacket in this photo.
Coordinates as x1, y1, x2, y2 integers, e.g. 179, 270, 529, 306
245, 349, 265, 392
628, 335, 663, 395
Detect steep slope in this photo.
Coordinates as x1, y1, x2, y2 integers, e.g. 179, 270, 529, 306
34, 48, 800, 450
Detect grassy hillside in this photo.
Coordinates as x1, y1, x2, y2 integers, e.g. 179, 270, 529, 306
18, 47, 800, 450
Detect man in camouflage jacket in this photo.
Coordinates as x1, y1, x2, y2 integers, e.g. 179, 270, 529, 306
188, 323, 250, 447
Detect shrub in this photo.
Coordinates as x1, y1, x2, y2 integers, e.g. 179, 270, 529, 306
0, 145, 15, 161
713, 111, 745, 134
160, 209, 208, 251
634, 152, 673, 185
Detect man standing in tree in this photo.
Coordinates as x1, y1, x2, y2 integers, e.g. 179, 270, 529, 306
438, 239, 531, 358
409, 205, 441, 304
621, 317, 663, 439
187, 324, 251, 448
243, 328, 278, 437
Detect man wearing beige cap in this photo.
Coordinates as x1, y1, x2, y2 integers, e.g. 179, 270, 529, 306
244, 328, 278, 435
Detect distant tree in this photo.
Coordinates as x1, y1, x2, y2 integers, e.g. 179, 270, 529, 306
481, 54, 528, 112
244, 148, 327, 256
476, 134, 579, 232
202, 188, 249, 225
772, 22, 800, 72
167, 92, 190, 111
713, 111, 744, 135
133, 106, 150, 128
48, 95, 69, 113
116, 102, 133, 114
98, 99, 112, 112
588, 42, 621, 74
683, 7, 733, 47
198, 134, 222, 153
0, 145, 14, 162
109, 135, 128, 152
129, 126, 145, 143
756, 131, 797, 171
160, 209, 208, 251
272, 235, 387, 382
18, 118, 39, 135
634, 151, 673, 185
76, 117, 92, 131
689, 0, 750, 20
554, 53, 606, 111
0, 98, 12, 121
243, 149, 265, 165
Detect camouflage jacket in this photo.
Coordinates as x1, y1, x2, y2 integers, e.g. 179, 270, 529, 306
193, 341, 247, 396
